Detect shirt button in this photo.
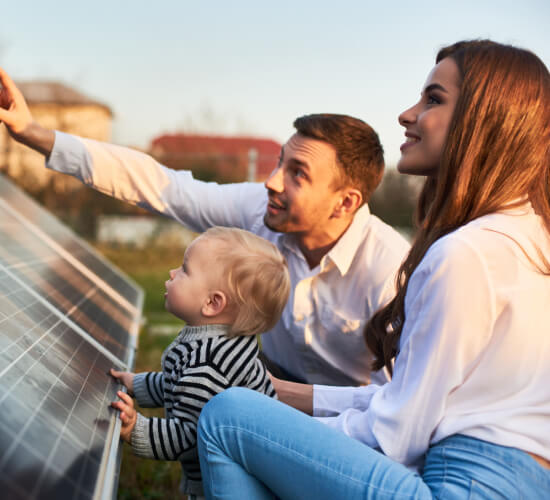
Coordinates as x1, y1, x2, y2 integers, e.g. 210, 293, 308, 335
295, 314, 304, 321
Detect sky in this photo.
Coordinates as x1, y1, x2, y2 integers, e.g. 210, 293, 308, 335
1, 0, 549, 166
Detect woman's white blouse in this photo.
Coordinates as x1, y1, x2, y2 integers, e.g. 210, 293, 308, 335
313, 205, 550, 469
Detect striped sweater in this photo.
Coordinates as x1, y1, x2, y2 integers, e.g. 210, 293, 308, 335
131, 324, 276, 495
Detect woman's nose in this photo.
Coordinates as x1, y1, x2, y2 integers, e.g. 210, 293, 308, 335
398, 103, 418, 127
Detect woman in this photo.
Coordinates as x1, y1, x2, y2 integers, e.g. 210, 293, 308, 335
196, 40, 550, 498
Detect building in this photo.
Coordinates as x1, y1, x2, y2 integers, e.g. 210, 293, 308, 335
150, 133, 281, 182
0, 81, 112, 193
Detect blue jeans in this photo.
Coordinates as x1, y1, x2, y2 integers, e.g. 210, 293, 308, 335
197, 388, 550, 499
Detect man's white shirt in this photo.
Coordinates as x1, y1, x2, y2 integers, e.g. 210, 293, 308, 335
47, 132, 410, 386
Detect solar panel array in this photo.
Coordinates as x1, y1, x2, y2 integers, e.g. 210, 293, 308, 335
0, 174, 143, 500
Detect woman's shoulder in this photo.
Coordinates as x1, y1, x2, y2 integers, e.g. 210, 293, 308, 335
425, 214, 500, 261
420, 227, 486, 279
426, 206, 548, 274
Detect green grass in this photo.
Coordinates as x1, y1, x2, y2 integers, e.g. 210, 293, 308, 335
95, 244, 191, 499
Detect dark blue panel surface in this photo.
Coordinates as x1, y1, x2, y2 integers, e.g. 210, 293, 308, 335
0, 269, 124, 499
0, 174, 142, 500
0, 204, 137, 364
0, 176, 140, 306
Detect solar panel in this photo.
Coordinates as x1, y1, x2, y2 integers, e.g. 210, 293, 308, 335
0, 174, 143, 500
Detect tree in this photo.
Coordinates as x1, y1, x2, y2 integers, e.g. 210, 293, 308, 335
369, 169, 423, 232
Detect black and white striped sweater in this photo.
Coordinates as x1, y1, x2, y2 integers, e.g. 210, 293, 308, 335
131, 324, 276, 495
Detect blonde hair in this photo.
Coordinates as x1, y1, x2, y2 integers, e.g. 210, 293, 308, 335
365, 40, 550, 375
200, 227, 290, 336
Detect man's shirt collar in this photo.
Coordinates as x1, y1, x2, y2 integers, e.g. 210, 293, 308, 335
280, 204, 371, 276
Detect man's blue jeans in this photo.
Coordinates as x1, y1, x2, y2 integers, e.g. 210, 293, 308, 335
197, 388, 550, 499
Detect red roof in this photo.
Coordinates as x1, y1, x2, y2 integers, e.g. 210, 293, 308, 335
150, 133, 281, 180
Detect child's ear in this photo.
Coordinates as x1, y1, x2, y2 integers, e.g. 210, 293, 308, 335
202, 291, 227, 317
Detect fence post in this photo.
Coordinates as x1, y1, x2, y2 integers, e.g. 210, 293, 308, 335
247, 148, 257, 182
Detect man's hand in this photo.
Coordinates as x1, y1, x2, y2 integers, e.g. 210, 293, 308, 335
0, 67, 55, 155
0, 67, 33, 136
110, 368, 135, 396
111, 391, 137, 443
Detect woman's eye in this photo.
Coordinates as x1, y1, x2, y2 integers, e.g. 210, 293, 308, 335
427, 94, 441, 105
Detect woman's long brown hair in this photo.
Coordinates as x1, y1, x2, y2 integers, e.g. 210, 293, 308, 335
364, 40, 550, 375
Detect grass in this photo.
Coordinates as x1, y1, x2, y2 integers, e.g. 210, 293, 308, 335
95, 243, 191, 499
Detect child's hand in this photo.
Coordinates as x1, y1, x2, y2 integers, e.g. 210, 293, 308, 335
111, 391, 137, 443
110, 368, 135, 396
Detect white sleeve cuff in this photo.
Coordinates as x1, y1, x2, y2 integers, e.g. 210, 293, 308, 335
313, 384, 356, 417
45, 131, 93, 181
313, 383, 381, 417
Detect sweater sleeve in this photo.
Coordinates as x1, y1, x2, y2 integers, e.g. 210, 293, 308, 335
133, 372, 164, 408
130, 364, 232, 460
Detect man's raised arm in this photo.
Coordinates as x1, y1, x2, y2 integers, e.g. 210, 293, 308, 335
0, 66, 265, 233
0, 68, 55, 156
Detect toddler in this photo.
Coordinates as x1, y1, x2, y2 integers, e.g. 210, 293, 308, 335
110, 226, 290, 498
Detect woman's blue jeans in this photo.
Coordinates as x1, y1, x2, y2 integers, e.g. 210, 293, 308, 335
197, 388, 550, 499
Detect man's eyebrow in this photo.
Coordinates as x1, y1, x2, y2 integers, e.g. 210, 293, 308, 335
424, 83, 448, 94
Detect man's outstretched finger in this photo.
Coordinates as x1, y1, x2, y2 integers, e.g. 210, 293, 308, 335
0, 67, 22, 96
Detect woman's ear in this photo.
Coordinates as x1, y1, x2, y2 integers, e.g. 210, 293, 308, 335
202, 290, 228, 317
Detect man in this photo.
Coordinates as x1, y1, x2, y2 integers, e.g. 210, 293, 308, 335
0, 68, 410, 386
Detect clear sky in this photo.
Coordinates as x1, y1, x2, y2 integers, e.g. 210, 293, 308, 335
1, 0, 549, 166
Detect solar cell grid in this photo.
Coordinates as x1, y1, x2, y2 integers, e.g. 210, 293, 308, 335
0, 178, 140, 306
0, 174, 143, 499
0, 204, 137, 313
0, 208, 137, 363
0, 201, 140, 325
0, 272, 126, 498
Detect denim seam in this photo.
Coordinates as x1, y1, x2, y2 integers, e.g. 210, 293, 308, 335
434, 446, 448, 499
203, 442, 219, 497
